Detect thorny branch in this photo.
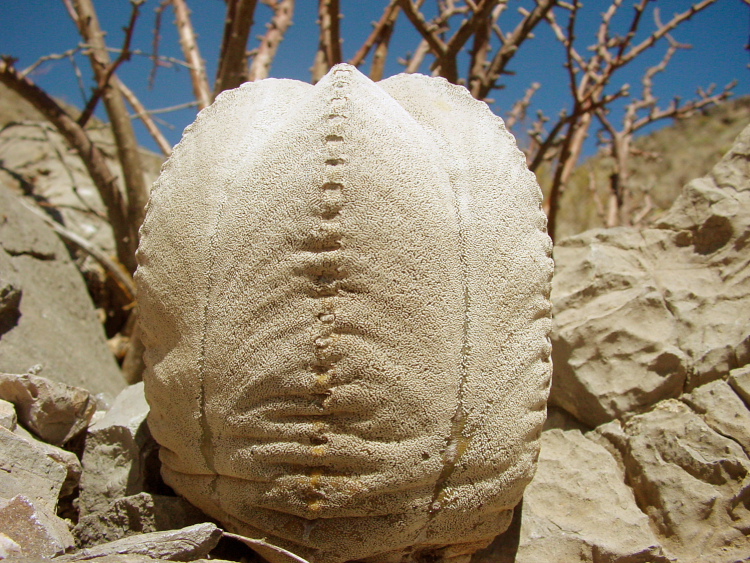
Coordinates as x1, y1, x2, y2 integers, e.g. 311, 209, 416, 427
171, 0, 212, 110
534, 0, 720, 240
312, 0, 343, 83
214, 0, 259, 96
77, 0, 144, 128
68, 0, 150, 273
248, 0, 296, 82
0, 57, 132, 272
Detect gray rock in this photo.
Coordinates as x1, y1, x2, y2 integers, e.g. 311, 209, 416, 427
0, 426, 66, 512
58, 523, 222, 562
0, 249, 21, 339
683, 379, 750, 456
551, 124, 750, 426
728, 365, 750, 405
600, 399, 750, 563
502, 429, 669, 563
0, 398, 16, 431
0, 532, 22, 559
0, 185, 126, 398
78, 383, 159, 517
0, 372, 96, 445
0, 494, 74, 558
13, 424, 81, 500
74, 493, 210, 548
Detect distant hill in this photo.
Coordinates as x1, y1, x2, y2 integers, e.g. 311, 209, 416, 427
544, 96, 750, 241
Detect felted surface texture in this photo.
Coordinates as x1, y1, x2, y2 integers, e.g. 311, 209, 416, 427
135, 64, 553, 563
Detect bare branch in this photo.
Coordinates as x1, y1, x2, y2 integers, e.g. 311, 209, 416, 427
248, 0, 295, 82
312, 0, 343, 82
20, 199, 135, 303
0, 57, 134, 271
70, 0, 150, 272
214, 0, 258, 96
77, 0, 143, 128
20, 47, 82, 78
171, 0, 212, 110
118, 79, 172, 156
398, 0, 448, 58
350, 1, 400, 68
621, 0, 717, 65
471, 0, 556, 99
505, 81, 540, 130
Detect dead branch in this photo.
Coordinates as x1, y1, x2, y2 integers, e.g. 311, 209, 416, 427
312, 0, 342, 83
214, 0, 259, 96
77, 0, 143, 128
349, 1, 400, 68
402, 39, 430, 73
399, 0, 493, 83
248, 0, 296, 82
505, 81, 540, 130
171, 0, 212, 110
471, 0, 556, 99
118, 79, 172, 156
20, 199, 135, 303
21, 47, 82, 78
0, 58, 134, 272
70, 0, 150, 272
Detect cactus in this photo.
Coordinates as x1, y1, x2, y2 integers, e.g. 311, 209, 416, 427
135, 64, 553, 563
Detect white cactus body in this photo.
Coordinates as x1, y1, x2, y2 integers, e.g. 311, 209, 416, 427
135, 64, 553, 563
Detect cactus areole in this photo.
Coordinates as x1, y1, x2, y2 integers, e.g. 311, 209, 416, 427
135, 64, 553, 563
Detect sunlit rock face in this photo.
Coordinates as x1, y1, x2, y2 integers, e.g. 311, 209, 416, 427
135, 64, 553, 563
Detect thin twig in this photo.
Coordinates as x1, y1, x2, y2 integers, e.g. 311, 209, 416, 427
171, 0, 212, 109
118, 79, 172, 156
20, 199, 135, 303
350, 1, 400, 68
248, 0, 296, 81
77, 0, 144, 128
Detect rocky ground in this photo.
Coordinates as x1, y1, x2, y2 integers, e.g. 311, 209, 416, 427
0, 94, 749, 561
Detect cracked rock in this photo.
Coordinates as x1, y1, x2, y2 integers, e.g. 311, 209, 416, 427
682, 379, 750, 456
0, 185, 126, 398
74, 492, 210, 548
0, 494, 74, 558
59, 523, 223, 562
0, 398, 16, 431
0, 426, 67, 512
78, 383, 160, 517
551, 124, 750, 426
479, 429, 669, 563
600, 400, 750, 563
0, 371, 96, 446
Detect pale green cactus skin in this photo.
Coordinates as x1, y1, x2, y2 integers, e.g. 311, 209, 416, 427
135, 64, 553, 563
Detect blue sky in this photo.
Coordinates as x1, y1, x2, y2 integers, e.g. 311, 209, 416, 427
1, 0, 748, 156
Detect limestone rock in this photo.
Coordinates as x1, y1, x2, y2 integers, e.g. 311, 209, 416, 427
551, 124, 750, 426
0, 426, 67, 512
497, 429, 668, 563
0, 185, 126, 398
0, 372, 96, 445
59, 523, 222, 562
599, 400, 750, 563
13, 424, 82, 500
728, 365, 750, 405
0, 249, 21, 339
136, 64, 553, 562
0, 494, 74, 558
79, 383, 160, 517
74, 492, 210, 548
683, 379, 750, 456
0, 399, 16, 431
0, 533, 22, 559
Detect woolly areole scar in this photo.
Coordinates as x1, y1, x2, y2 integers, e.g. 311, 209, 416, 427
135, 64, 553, 563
